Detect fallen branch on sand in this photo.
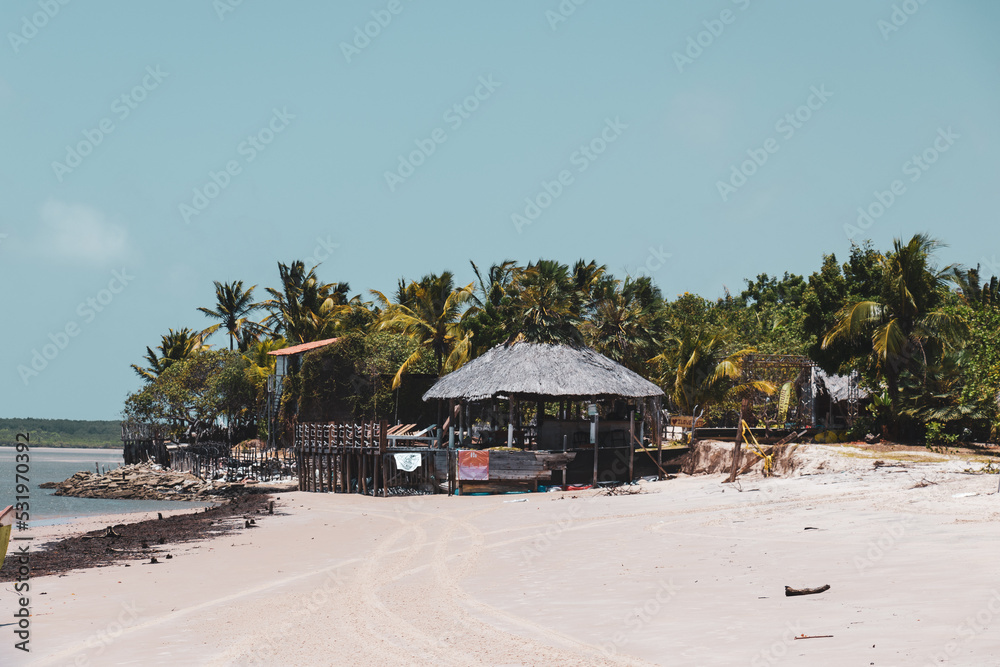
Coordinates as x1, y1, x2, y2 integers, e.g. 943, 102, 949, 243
794, 635, 833, 640
910, 477, 938, 489
785, 584, 830, 597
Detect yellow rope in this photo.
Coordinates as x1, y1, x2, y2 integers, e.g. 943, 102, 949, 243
741, 420, 773, 476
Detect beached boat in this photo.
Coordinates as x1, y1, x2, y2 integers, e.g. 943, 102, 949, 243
0, 505, 13, 571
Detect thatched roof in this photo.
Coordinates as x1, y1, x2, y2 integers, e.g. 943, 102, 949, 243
423, 342, 664, 402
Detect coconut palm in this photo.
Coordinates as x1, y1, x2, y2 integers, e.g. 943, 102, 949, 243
507, 260, 585, 345
467, 260, 518, 355
954, 266, 1000, 311
822, 234, 965, 417
373, 272, 475, 388
198, 280, 260, 351
650, 330, 734, 415
131, 327, 208, 381
585, 276, 666, 374
262, 261, 352, 344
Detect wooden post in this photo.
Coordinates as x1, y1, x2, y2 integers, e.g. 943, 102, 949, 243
562, 434, 568, 487
591, 400, 599, 487
448, 448, 455, 496
629, 409, 635, 483
507, 397, 515, 448
380, 420, 388, 498
655, 397, 663, 477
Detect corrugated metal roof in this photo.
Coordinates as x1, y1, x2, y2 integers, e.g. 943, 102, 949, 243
266, 338, 340, 357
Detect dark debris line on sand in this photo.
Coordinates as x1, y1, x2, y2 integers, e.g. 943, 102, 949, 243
0, 493, 275, 581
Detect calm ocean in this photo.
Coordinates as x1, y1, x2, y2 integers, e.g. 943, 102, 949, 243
0, 446, 213, 524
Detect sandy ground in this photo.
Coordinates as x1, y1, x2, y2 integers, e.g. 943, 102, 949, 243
4, 444, 1000, 666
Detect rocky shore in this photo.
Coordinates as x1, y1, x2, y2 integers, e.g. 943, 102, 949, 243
39, 464, 255, 501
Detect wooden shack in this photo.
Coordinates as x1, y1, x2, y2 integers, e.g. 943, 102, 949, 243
423, 342, 667, 490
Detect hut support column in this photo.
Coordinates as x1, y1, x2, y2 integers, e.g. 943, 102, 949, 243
507, 398, 515, 448
591, 397, 598, 487
629, 409, 635, 483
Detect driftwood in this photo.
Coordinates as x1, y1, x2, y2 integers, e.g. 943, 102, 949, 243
794, 635, 833, 640
103, 526, 121, 539
785, 584, 830, 597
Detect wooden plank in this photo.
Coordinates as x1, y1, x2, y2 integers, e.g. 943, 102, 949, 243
670, 416, 706, 428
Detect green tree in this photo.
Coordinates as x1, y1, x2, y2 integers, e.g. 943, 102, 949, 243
822, 234, 965, 426
507, 259, 585, 345
466, 260, 518, 355
585, 275, 666, 374
262, 260, 353, 343
373, 271, 475, 387
131, 328, 208, 381
124, 350, 260, 443
198, 280, 260, 351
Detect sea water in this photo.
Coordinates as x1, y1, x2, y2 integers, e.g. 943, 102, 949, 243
0, 446, 213, 524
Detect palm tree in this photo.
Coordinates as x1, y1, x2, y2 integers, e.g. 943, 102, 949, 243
467, 260, 518, 355
714, 349, 779, 482
262, 261, 352, 343
198, 280, 260, 351
650, 329, 736, 416
507, 260, 585, 345
822, 234, 965, 418
373, 272, 475, 388
954, 266, 1000, 311
585, 276, 666, 373
131, 328, 208, 381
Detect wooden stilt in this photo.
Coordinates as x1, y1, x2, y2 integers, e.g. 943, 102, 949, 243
629, 409, 635, 483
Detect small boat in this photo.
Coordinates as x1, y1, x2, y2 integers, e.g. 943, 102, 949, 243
0, 505, 13, 571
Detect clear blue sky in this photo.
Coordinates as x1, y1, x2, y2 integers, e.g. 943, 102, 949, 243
1, 0, 997, 420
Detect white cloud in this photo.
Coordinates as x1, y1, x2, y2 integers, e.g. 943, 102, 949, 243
36, 200, 133, 266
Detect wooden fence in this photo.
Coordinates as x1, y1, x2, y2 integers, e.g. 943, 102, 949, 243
295, 421, 455, 496
122, 422, 169, 466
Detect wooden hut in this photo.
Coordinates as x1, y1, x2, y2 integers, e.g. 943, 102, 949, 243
423, 342, 666, 489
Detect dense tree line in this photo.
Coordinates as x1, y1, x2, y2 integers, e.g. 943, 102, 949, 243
124, 235, 1000, 445
0, 418, 121, 448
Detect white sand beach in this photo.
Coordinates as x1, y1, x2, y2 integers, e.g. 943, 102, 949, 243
7, 444, 1000, 666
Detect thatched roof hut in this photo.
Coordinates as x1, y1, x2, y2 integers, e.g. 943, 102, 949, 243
423, 342, 663, 402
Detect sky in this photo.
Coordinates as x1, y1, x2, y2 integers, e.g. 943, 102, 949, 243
1, 0, 998, 420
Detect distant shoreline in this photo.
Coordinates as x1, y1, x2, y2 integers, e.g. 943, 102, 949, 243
0, 444, 122, 449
